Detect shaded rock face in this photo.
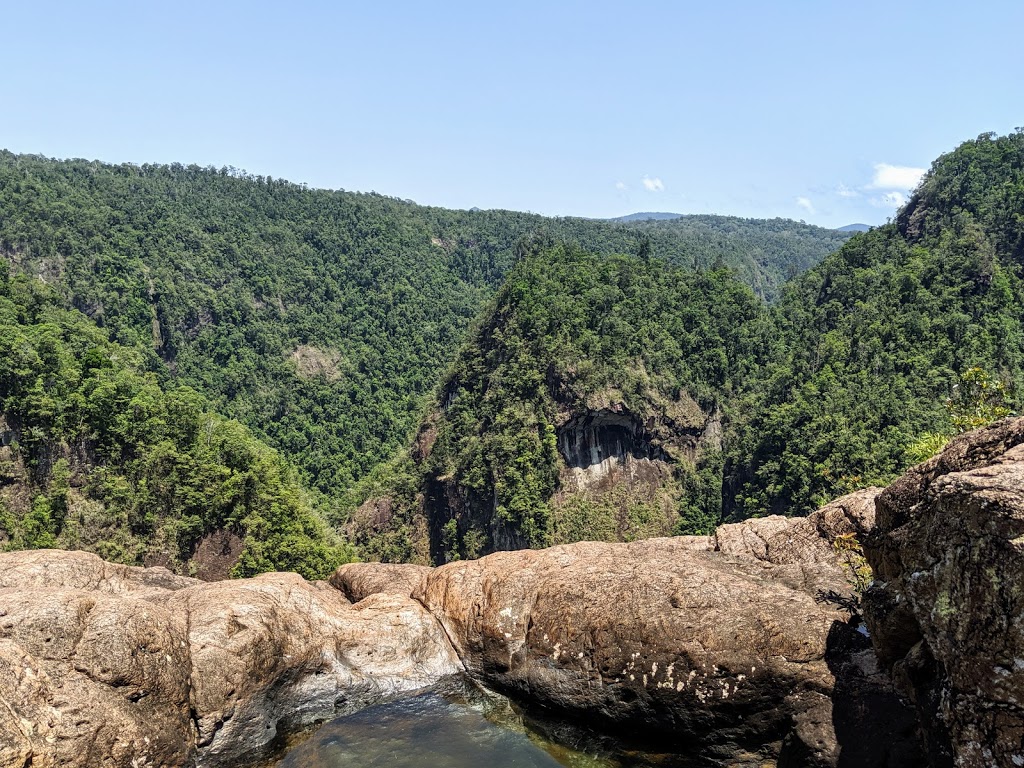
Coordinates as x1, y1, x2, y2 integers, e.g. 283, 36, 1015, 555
189, 528, 244, 580
0, 550, 463, 768
863, 418, 1024, 768
557, 409, 670, 490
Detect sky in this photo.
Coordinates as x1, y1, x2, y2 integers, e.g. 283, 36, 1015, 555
4, 0, 1022, 228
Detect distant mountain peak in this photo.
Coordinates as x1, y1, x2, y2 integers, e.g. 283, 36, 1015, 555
609, 212, 684, 223
837, 223, 871, 232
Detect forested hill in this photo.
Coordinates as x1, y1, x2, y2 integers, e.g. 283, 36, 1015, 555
0, 152, 847, 498
607, 214, 851, 299
352, 130, 1024, 563
0, 264, 351, 578
725, 131, 1024, 519
348, 246, 771, 563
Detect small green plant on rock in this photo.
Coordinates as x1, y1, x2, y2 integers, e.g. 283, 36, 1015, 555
906, 366, 1014, 465
947, 366, 1012, 433
832, 532, 873, 597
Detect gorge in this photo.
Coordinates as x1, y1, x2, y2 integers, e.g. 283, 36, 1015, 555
4, 417, 1024, 766
2, 131, 1024, 766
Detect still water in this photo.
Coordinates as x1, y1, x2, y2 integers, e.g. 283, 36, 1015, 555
270, 680, 749, 768
276, 692, 572, 768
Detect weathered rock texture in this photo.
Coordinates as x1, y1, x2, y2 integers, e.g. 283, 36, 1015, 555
341, 495, 923, 767
0, 484, 934, 768
0, 550, 462, 768
864, 418, 1024, 768
330, 561, 431, 601
715, 487, 880, 565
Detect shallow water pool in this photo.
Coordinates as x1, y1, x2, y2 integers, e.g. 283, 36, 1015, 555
274, 689, 616, 768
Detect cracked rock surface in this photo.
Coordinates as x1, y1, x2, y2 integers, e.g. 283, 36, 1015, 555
0, 550, 462, 768
864, 417, 1024, 768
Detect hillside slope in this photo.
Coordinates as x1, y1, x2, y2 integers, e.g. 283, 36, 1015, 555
353, 130, 1024, 562
0, 152, 847, 497
0, 265, 350, 578
725, 130, 1024, 518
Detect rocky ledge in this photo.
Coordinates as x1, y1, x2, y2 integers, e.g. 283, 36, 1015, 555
0, 553, 460, 768
864, 417, 1024, 768
1, 487, 930, 767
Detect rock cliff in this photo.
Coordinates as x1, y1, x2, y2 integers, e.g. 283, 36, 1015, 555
864, 418, 1024, 768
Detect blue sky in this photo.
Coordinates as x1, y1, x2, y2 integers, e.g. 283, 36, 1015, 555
4, 0, 1022, 227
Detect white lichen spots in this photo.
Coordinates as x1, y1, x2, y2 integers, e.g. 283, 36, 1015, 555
165, 654, 172, 662
630, 674, 635, 681
676, 681, 685, 692
651, 662, 658, 677
543, 634, 549, 643
1014, 658, 1024, 671
577, 651, 584, 659
504, 632, 512, 639
643, 674, 648, 686
552, 642, 562, 660
1012, 755, 1024, 767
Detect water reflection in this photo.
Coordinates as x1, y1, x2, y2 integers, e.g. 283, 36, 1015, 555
275, 690, 602, 768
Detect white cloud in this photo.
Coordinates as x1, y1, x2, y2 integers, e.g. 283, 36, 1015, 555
642, 175, 665, 192
870, 191, 907, 208
870, 163, 925, 191
615, 180, 628, 191
836, 183, 859, 198
796, 196, 815, 214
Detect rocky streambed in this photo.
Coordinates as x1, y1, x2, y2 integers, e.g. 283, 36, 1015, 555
5, 419, 1024, 767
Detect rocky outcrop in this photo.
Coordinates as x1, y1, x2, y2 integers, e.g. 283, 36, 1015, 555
340, 499, 923, 767
413, 537, 840, 760
716, 487, 880, 565
0, 483, 934, 768
863, 418, 1024, 768
0, 550, 462, 768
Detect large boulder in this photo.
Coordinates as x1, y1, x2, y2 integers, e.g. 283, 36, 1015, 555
715, 487, 881, 565
339, 505, 921, 766
0, 550, 463, 768
864, 418, 1024, 768
413, 537, 840, 761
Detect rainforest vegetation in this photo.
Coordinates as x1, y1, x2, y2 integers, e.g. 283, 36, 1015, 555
0, 263, 351, 577
0, 130, 1021, 570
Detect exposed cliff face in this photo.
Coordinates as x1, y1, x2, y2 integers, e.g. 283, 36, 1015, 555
863, 418, 1024, 768
556, 408, 670, 490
